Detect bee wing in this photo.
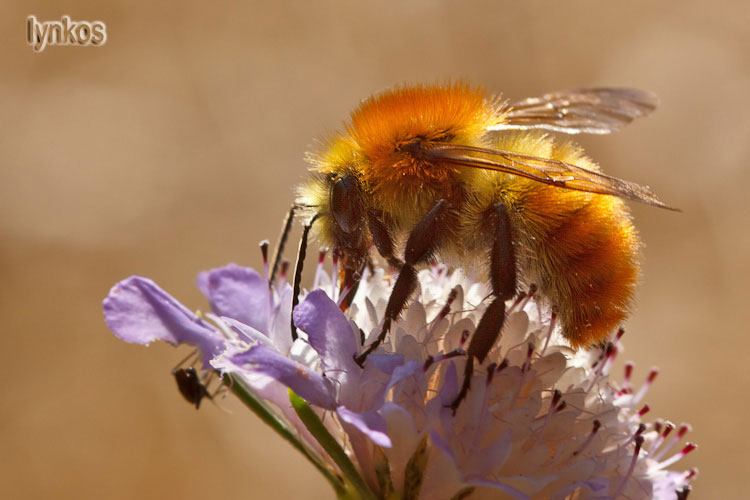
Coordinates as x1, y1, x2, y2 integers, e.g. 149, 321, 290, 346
490, 88, 658, 135
411, 142, 675, 209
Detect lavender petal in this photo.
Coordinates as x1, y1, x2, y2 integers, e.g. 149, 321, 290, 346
293, 290, 359, 375
221, 317, 275, 349
368, 353, 405, 375
198, 263, 270, 333
386, 359, 421, 394
337, 406, 392, 448
227, 345, 337, 410
430, 431, 530, 500
103, 276, 223, 366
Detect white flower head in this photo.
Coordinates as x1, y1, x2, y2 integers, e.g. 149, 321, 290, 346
104, 254, 697, 500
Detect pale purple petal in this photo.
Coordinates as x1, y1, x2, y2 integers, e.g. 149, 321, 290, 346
388, 360, 428, 418
293, 290, 359, 375
198, 263, 269, 333
549, 479, 608, 500
465, 478, 532, 500
221, 317, 275, 349
103, 276, 223, 367
430, 429, 458, 465
430, 431, 530, 500
340, 420, 378, 490
337, 406, 391, 448
269, 282, 293, 353
464, 429, 512, 477
339, 360, 390, 412
481, 429, 513, 472
419, 430, 466, 499
368, 353, 405, 374
436, 363, 459, 443
381, 403, 421, 490
386, 359, 421, 394
228, 345, 336, 409
440, 361, 459, 406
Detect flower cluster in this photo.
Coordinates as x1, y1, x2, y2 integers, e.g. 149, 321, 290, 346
103, 253, 697, 499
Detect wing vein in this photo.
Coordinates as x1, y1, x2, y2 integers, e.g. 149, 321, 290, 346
410, 141, 676, 210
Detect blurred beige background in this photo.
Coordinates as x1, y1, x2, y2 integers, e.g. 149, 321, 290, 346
1, 1, 747, 498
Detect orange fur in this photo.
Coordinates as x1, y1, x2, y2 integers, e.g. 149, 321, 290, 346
347, 83, 503, 222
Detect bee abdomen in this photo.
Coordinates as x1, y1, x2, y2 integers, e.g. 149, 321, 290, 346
533, 196, 639, 348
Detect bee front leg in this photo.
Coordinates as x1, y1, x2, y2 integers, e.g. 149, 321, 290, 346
355, 199, 450, 366
335, 209, 400, 313
290, 213, 320, 341
368, 209, 404, 270
270, 205, 296, 285
449, 203, 517, 412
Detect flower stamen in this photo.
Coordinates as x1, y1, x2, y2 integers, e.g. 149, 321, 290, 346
633, 367, 659, 405
612, 434, 644, 499
313, 248, 328, 289
331, 248, 341, 301
654, 424, 692, 461
572, 419, 601, 456
657, 443, 697, 469
649, 421, 675, 455
540, 308, 557, 355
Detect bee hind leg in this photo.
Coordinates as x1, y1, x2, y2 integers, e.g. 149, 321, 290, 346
449, 203, 517, 413
354, 199, 450, 366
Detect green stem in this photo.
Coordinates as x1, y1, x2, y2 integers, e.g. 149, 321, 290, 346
223, 374, 346, 497
289, 390, 378, 500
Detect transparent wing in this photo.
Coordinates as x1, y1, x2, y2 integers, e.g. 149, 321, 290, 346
407, 142, 675, 209
490, 88, 658, 135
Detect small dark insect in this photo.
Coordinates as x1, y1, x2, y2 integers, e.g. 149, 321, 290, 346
173, 367, 213, 409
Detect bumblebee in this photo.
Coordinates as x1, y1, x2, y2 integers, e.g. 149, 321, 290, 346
281, 83, 672, 409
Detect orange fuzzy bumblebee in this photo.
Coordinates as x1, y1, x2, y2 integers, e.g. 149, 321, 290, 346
296, 82, 669, 351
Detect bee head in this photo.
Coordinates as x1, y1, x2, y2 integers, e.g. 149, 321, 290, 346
297, 135, 369, 269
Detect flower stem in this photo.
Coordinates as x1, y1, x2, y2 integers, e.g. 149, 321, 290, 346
289, 390, 378, 500
223, 374, 347, 497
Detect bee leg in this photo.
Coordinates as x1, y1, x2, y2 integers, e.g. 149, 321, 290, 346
449, 203, 517, 412
290, 213, 320, 341
270, 205, 296, 285
355, 199, 449, 366
368, 209, 403, 270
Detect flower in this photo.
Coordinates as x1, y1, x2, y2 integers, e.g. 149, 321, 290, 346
103, 253, 697, 499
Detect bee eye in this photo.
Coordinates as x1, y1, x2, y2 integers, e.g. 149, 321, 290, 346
331, 175, 359, 234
